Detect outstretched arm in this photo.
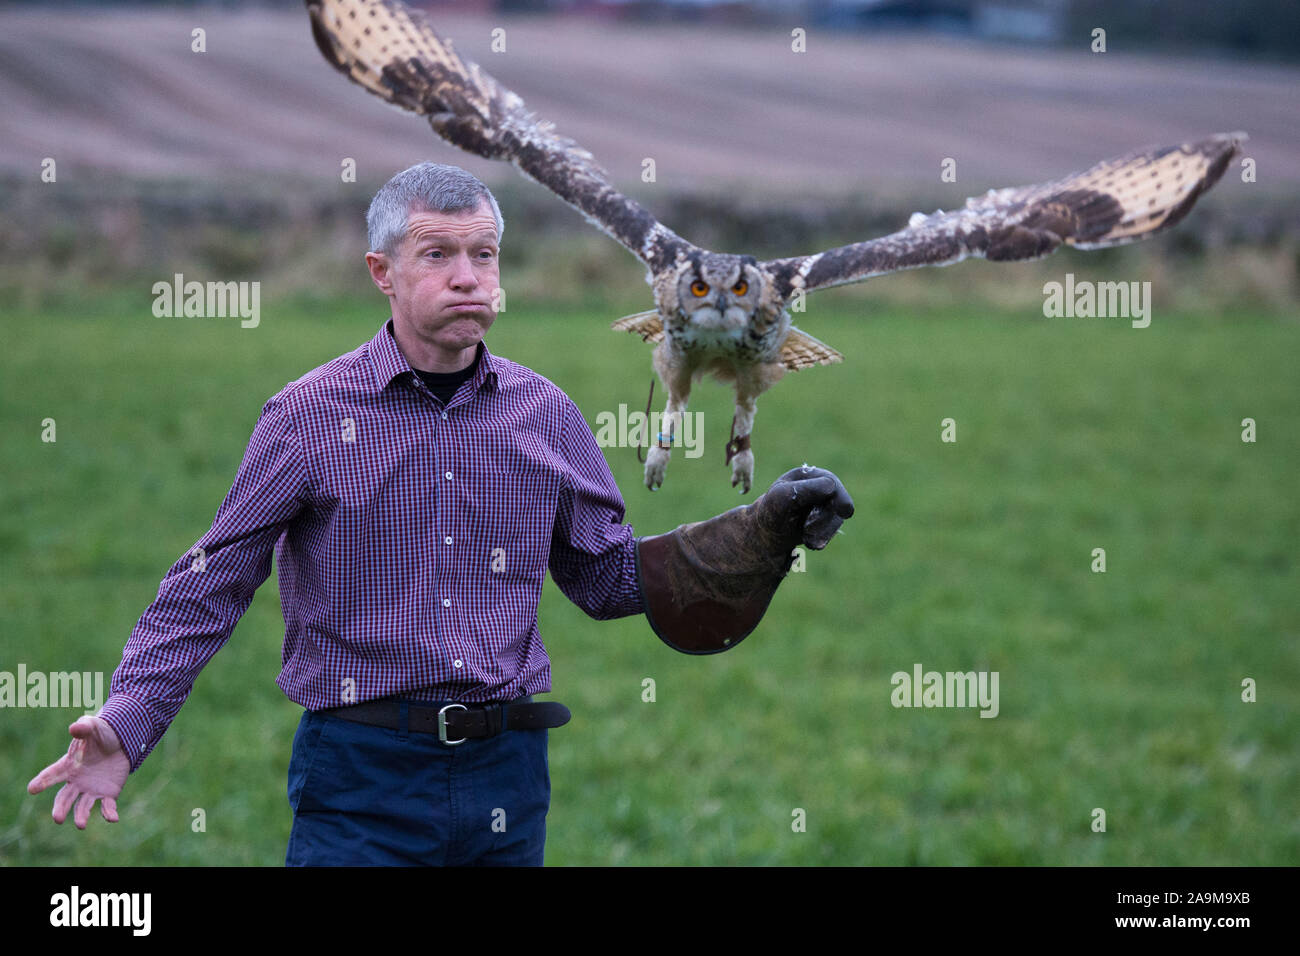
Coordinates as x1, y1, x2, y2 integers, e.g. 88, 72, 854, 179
26, 394, 311, 829
97, 397, 310, 773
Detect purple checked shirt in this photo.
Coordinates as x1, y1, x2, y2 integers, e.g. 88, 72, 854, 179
98, 319, 645, 772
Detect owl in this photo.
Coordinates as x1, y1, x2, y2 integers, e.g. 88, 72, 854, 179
305, 0, 1244, 492
620, 251, 830, 494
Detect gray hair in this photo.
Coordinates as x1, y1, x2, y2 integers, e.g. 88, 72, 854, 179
366, 162, 504, 254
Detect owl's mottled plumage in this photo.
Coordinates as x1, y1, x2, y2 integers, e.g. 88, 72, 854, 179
305, 0, 1243, 492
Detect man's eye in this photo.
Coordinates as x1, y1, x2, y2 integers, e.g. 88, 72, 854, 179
427, 250, 444, 259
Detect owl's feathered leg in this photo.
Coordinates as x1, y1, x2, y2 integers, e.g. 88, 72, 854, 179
728, 400, 756, 494
728, 361, 785, 494
645, 343, 693, 491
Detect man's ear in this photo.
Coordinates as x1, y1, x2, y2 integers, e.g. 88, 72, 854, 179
365, 251, 395, 296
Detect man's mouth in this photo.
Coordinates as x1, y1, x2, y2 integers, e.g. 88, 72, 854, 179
447, 302, 488, 312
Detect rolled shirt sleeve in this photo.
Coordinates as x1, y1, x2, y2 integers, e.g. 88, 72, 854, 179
98, 396, 310, 772
548, 398, 645, 620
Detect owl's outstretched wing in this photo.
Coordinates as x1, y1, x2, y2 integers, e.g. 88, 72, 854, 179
304, 0, 691, 272
762, 133, 1245, 297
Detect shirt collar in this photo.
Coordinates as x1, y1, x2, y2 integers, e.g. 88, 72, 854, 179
369, 318, 499, 395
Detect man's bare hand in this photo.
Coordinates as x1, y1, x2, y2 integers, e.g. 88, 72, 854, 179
28, 716, 129, 829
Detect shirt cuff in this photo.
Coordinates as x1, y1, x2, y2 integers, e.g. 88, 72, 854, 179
96, 693, 160, 774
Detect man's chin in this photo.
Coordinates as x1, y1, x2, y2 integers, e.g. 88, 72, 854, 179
434, 321, 491, 354
446, 324, 487, 346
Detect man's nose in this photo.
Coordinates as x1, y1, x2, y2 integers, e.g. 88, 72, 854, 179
448, 252, 478, 289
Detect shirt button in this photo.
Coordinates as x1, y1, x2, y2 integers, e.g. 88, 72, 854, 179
443, 598, 451, 607
441, 412, 449, 420
453, 660, 463, 669
445, 472, 453, 480
444, 536, 453, 545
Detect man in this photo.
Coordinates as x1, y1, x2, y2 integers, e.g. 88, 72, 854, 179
28, 163, 852, 865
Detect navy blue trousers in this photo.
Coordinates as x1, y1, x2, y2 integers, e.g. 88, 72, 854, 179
285, 705, 550, 866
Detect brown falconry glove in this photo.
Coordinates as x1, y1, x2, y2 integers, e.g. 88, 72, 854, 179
635, 465, 855, 654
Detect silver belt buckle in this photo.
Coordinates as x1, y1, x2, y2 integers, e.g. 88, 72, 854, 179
437, 703, 468, 745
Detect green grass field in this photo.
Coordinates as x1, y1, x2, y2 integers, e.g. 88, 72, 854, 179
1, 287, 1297, 865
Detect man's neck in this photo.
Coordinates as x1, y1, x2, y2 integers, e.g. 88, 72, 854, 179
392, 321, 480, 373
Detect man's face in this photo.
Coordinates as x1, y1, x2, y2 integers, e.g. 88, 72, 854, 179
366, 201, 500, 364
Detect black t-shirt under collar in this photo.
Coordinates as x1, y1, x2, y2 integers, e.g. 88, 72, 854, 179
412, 343, 483, 405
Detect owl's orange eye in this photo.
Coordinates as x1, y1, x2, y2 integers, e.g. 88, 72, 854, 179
732, 280, 748, 295
690, 280, 709, 297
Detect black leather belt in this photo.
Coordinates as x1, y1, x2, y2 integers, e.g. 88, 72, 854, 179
319, 696, 571, 745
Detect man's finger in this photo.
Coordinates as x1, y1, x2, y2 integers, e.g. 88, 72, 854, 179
52, 783, 78, 824
101, 797, 119, 823
74, 792, 96, 830
28, 757, 70, 795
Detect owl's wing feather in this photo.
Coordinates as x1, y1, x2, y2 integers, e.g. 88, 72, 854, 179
763, 133, 1244, 297
611, 309, 664, 343
305, 0, 691, 272
781, 326, 843, 370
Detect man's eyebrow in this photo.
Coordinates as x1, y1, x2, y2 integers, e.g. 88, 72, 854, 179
410, 231, 499, 247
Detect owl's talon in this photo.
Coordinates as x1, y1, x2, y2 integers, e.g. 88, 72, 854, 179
729, 448, 754, 495
645, 445, 671, 491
